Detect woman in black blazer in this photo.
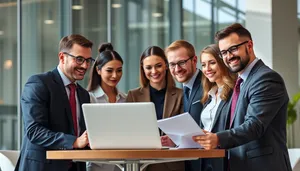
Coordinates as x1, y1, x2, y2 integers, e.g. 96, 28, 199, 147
194, 44, 236, 171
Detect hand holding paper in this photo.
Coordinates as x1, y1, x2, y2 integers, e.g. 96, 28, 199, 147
157, 113, 205, 148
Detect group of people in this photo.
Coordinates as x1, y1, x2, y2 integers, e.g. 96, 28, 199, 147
15, 23, 292, 171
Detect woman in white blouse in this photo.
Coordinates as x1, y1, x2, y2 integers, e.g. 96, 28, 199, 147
86, 43, 125, 171
197, 44, 236, 171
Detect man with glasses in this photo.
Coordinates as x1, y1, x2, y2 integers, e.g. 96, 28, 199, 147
165, 40, 203, 171
16, 34, 93, 171
193, 23, 292, 171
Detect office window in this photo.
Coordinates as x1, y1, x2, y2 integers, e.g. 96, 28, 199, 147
0, 0, 17, 150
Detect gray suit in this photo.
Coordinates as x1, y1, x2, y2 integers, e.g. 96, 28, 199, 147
217, 60, 292, 171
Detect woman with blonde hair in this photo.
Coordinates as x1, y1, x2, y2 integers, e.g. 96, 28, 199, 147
194, 44, 236, 171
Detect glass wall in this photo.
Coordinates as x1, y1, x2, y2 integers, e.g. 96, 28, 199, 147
183, 0, 245, 57
0, 0, 18, 150
0, 0, 246, 150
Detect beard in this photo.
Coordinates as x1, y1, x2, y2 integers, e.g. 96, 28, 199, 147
227, 49, 250, 73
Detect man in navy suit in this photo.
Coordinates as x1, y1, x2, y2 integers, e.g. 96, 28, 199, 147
165, 40, 203, 171
194, 23, 292, 171
15, 34, 93, 171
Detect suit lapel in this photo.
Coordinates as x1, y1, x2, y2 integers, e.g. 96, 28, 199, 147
139, 85, 151, 102
52, 68, 75, 135
162, 87, 177, 118
187, 71, 202, 110
211, 100, 226, 129
230, 60, 264, 127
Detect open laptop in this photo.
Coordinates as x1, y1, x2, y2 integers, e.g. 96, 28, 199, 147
82, 102, 162, 149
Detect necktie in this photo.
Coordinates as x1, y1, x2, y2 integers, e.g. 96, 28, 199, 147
183, 86, 190, 112
68, 83, 78, 136
230, 77, 243, 127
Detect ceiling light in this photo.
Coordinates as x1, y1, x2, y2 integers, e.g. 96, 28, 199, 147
152, 13, 163, 17
4, 59, 13, 70
112, 3, 122, 8
72, 5, 83, 10
44, 9, 54, 24
44, 20, 54, 24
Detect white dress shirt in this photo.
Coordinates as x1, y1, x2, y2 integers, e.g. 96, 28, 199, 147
57, 66, 81, 136
89, 85, 126, 103
201, 86, 223, 132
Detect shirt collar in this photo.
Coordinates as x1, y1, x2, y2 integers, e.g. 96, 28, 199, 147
183, 69, 200, 90
57, 66, 76, 86
208, 85, 223, 98
91, 85, 126, 100
239, 58, 259, 82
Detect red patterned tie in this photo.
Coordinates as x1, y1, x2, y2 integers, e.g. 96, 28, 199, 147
68, 83, 78, 136
230, 77, 243, 127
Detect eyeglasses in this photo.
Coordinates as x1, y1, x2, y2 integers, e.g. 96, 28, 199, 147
63, 52, 95, 65
168, 56, 194, 69
219, 41, 249, 58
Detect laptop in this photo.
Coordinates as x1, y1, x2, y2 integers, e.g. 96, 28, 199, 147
82, 102, 162, 149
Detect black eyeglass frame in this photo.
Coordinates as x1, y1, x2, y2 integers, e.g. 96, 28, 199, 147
63, 52, 95, 65
219, 41, 249, 58
168, 56, 195, 69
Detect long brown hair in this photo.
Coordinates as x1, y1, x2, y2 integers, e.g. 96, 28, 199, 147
139, 46, 175, 89
200, 44, 237, 104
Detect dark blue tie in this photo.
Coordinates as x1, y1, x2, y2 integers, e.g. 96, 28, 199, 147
183, 86, 190, 112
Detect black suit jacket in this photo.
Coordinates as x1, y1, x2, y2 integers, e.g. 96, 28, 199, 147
199, 92, 232, 171
217, 60, 292, 171
184, 70, 203, 171
15, 68, 90, 171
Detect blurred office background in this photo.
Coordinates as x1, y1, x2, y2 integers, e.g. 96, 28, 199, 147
0, 0, 299, 150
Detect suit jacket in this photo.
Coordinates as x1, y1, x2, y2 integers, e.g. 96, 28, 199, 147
185, 70, 203, 125
199, 92, 232, 171
184, 70, 203, 171
217, 60, 292, 171
15, 68, 90, 171
126, 84, 184, 171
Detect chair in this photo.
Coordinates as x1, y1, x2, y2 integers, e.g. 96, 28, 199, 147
0, 150, 19, 171
288, 148, 300, 171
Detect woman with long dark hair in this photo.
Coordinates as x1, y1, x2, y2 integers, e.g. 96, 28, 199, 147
86, 43, 125, 171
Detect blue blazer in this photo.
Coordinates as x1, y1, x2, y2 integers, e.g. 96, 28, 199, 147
217, 60, 292, 171
15, 68, 90, 171
184, 70, 203, 171
185, 70, 203, 125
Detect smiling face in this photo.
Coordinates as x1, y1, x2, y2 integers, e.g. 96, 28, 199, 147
166, 47, 197, 84
142, 55, 167, 86
201, 52, 222, 85
59, 43, 92, 82
219, 33, 253, 74
97, 59, 123, 88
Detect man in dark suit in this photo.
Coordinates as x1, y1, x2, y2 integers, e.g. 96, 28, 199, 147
194, 23, 292, 171
15, 34, 94, 171
165, 40, 203, 171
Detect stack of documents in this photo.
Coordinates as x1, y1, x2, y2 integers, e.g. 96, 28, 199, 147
157, 113, 204, 149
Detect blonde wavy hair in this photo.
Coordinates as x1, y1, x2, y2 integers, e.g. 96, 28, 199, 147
200, 44, 237, 104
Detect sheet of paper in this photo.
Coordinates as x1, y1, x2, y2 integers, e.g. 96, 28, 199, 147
157, 113, 205, 149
